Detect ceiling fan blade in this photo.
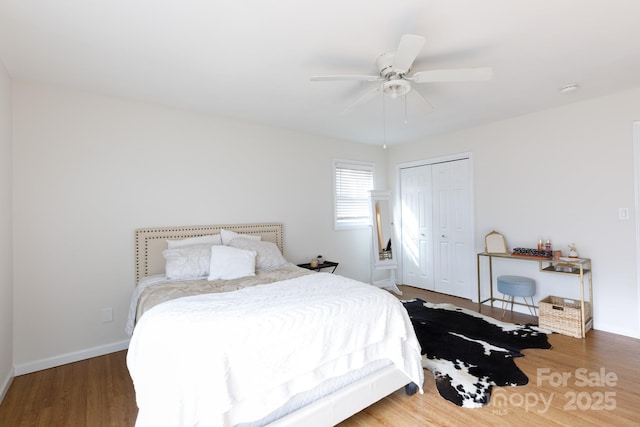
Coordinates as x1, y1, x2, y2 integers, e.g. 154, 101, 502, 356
310, 75, 381, 82
411, 67, 493, 83
392, 34, 426, 74
341, 85, 381, 115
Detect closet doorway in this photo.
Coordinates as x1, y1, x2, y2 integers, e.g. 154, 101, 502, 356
399, 156, 473, 299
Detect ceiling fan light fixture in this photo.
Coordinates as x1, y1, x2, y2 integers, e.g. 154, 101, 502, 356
383, 79, 411, 98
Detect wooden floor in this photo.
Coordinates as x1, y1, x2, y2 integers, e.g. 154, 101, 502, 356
1, 285, 639, 426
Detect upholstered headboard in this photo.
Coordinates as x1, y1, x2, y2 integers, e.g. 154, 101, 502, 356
135, 223, 284, 284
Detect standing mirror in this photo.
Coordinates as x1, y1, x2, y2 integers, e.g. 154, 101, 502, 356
369, 191, 400, 294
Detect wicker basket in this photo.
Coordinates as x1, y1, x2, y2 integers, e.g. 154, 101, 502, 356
539, 295, 591, 338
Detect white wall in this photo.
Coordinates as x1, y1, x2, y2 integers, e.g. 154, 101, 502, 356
11, 81, 386, 372
10, 79, 640, 376
0, 60, 13, 398
388, 88, 640, 338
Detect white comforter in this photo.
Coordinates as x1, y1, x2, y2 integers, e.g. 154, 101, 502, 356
127, 272, 423, 427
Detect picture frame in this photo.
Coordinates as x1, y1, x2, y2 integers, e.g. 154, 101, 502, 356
485, 231, 508, 254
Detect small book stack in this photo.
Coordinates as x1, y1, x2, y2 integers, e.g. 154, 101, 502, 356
511, 247, 553, 258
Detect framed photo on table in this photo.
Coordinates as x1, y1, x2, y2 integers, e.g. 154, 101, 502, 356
484, 231, 508, 254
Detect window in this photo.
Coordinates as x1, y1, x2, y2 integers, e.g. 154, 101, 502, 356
333, 160, 375, 230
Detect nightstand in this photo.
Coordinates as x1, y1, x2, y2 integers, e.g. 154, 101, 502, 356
297, 261, 339, 273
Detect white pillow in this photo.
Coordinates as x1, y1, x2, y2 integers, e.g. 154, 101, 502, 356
167, 234, 222, 249
163, 244, 212, 280
220, 229, 261, 245
208, 245, 257, 280
229, 238, 288, 271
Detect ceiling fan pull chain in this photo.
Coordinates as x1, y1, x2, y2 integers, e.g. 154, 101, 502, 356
404, 94, 408, 124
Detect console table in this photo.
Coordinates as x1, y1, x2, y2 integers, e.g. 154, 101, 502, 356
477, 252, 593, 337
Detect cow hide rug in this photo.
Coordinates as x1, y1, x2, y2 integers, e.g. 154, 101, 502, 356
402, 298, 552, 408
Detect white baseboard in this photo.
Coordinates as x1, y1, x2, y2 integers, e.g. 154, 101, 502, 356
0, 368, 14, 404
14, 339, 130, 376
592, 322, 640, 340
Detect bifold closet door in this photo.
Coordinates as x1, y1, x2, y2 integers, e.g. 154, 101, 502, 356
400, 159, 472, 298
400, 165, 434, 290
431, 160, 472, 298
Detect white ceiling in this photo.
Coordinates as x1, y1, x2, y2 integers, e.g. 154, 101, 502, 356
1, 0, 640, 146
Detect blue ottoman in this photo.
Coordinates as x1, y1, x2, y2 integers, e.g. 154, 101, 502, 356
497, 275, 537, 317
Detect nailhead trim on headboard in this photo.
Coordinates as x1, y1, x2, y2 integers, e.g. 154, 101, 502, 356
134, 223, 284, 284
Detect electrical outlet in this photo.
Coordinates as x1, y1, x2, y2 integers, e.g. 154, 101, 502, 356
102, 307, 113, 323
618, 208, 629, 220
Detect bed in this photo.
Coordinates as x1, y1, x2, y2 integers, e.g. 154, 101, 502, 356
126, 223, 424, 427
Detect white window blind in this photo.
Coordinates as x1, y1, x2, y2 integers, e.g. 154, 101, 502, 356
334, 161, 374, 230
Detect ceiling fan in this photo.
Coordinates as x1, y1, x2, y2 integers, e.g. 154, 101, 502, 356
310, 34, 493, 114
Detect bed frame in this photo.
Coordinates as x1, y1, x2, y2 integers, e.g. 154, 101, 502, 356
133, 222, 416, 426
